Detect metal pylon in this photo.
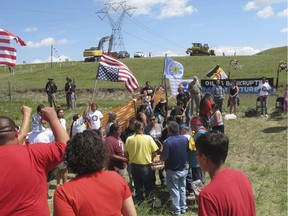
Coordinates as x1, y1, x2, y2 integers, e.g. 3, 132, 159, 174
96, 1, 136, 51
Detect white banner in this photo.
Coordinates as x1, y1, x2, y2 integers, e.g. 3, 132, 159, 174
168, 78, 193, 96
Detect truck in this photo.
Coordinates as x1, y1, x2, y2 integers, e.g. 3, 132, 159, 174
83, 35, 114, 62
186, 43, 215, 56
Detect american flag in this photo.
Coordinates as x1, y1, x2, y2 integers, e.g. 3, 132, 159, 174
0, 29, 26, 67
96, 54, 139, 93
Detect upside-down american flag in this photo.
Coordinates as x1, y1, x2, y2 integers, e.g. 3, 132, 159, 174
0, 29, 26, 67
96, 54, 139, 93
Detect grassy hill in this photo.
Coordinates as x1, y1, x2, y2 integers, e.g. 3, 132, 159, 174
0, 46, 287, 216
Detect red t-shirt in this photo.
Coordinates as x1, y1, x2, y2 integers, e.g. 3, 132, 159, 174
54, 170, 131, 216
199, 100, 212, 117
0, 142, 66, 216
198, 168, 256, 216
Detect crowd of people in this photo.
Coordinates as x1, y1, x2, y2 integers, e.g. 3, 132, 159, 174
0, 78, 260, 216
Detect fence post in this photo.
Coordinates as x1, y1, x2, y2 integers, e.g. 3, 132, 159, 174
8, 81, 11, 101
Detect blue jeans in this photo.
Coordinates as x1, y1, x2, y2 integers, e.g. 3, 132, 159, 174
130, 164, 155, 202
166, 169, 188, 214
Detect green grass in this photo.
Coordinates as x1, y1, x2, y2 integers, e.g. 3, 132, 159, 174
1, 46, 287, 216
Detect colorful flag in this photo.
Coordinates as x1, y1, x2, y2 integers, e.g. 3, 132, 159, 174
206, 65, 228, 79
96, 54, 139, 93
0, 29, 26, 67
164, 56, 184, 79
168, 78, 193, 96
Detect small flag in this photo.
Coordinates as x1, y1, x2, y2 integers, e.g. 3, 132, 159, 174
0, 29, 26, 67
164, 56, 184, 79
96, 54, 139, 93
168, 79, 193, 96
206, 65, 228, 79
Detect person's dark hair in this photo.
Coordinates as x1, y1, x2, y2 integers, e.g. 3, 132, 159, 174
137, 104, 147, 114
166, 116, 176, 123
195, 131, 229, 166
65, 130, 107, 175
108, 123, 120, 136
167, 121, 179, 134
134, 121, 144, 134
129, 117, 137, 125
176, 100, 183, 106
72, 114, 79, 121
56, 108, 64, 117
0, 116, 18, 145
212, 103, 219, 110
200, 93, 211, 110
36, 104, 45, 113
107, 112, 117, 123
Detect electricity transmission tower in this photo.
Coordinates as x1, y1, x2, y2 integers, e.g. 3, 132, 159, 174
96, 1, 136, 51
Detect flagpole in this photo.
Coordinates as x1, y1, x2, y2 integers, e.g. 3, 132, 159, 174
91, 79, 98, 101
161, 54, 167, 86
162, 54, 169, 109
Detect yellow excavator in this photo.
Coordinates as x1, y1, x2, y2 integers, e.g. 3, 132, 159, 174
186, 43, 215, 56
83, 35, 114, 62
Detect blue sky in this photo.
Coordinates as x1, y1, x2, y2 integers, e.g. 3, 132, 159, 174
0, 0, 287, 64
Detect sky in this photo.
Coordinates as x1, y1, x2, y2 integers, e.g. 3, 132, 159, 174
0, 0, 287, 64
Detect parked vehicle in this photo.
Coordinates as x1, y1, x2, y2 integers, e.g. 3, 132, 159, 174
134, 51, 145, 58
118, 51, 130, 59
186, 43, 215, 56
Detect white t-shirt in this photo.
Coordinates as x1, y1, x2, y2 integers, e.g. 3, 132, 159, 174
59, 118, 66, 131
258, 82, 271, 96
71, 116, 87, 138
87, 110, 103, 130
28, 129, 55, 144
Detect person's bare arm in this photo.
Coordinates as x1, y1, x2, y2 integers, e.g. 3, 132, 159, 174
40, 107, 69, 144
110, 154, 128, 162
18, 105, 32, 145
121, 196, 137, 216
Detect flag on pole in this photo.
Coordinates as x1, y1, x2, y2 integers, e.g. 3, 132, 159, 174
96, 54, 139, 93
206, 65, 228, 79
168, 78, 193, 95
0, 29, 26, 67
164, 56, 184, 79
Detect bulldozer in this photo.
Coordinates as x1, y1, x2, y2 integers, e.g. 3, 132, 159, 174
83, 35, 115, 62
186, 43, 215, 56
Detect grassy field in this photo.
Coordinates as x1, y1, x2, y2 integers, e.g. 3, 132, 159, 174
0, 46, 287, 216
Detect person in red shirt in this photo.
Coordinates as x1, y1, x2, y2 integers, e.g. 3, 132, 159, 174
195, 131, 256, 216
0, 106, 69, 216
199, 93, 212, 129
54, 129, 136, 216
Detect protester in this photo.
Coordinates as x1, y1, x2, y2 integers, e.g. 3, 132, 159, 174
136, 104, 148, 127
45, 78, 58, 108
176, 87, 191, 126
124, 121, 159, 203
170, 100, 185, 125
189, 117, 208, 185
284, 84, 288, 111
195, 131, 256, 216
142, 90, 153, 117
0, 106, 68, 216
140, 80, 155, 108
154, 97, 168, 125
144, 114, 165, 187
86, 102, 103, 136
199, 93, 212, 129
56, 108, 68, 187
105, 124, 128, 177
53, 130, 137, 216
64, 76, 76, 110
160, 121, 189, 215
211, 79, 225, 113
257, 76, 271, 117
210, 103, 224, 133
188, 76, 202, 116
105, 112, 117, 136
228, 79, 239, 115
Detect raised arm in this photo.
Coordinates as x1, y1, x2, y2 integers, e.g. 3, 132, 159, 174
18, 105, 32, 145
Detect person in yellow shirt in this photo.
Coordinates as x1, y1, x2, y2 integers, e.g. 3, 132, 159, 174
124, 121, 158, 203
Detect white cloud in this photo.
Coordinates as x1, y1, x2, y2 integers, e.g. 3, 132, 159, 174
24, 27, 38, 32
257, 5, 274, 18
244, 1, 258, 11
26, 38, 68, 48
213, 46, 261, 56
277, 8, 288, 17
280, 27, 288, 32
32, 55, 71, 64
103, 0, 195, 19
